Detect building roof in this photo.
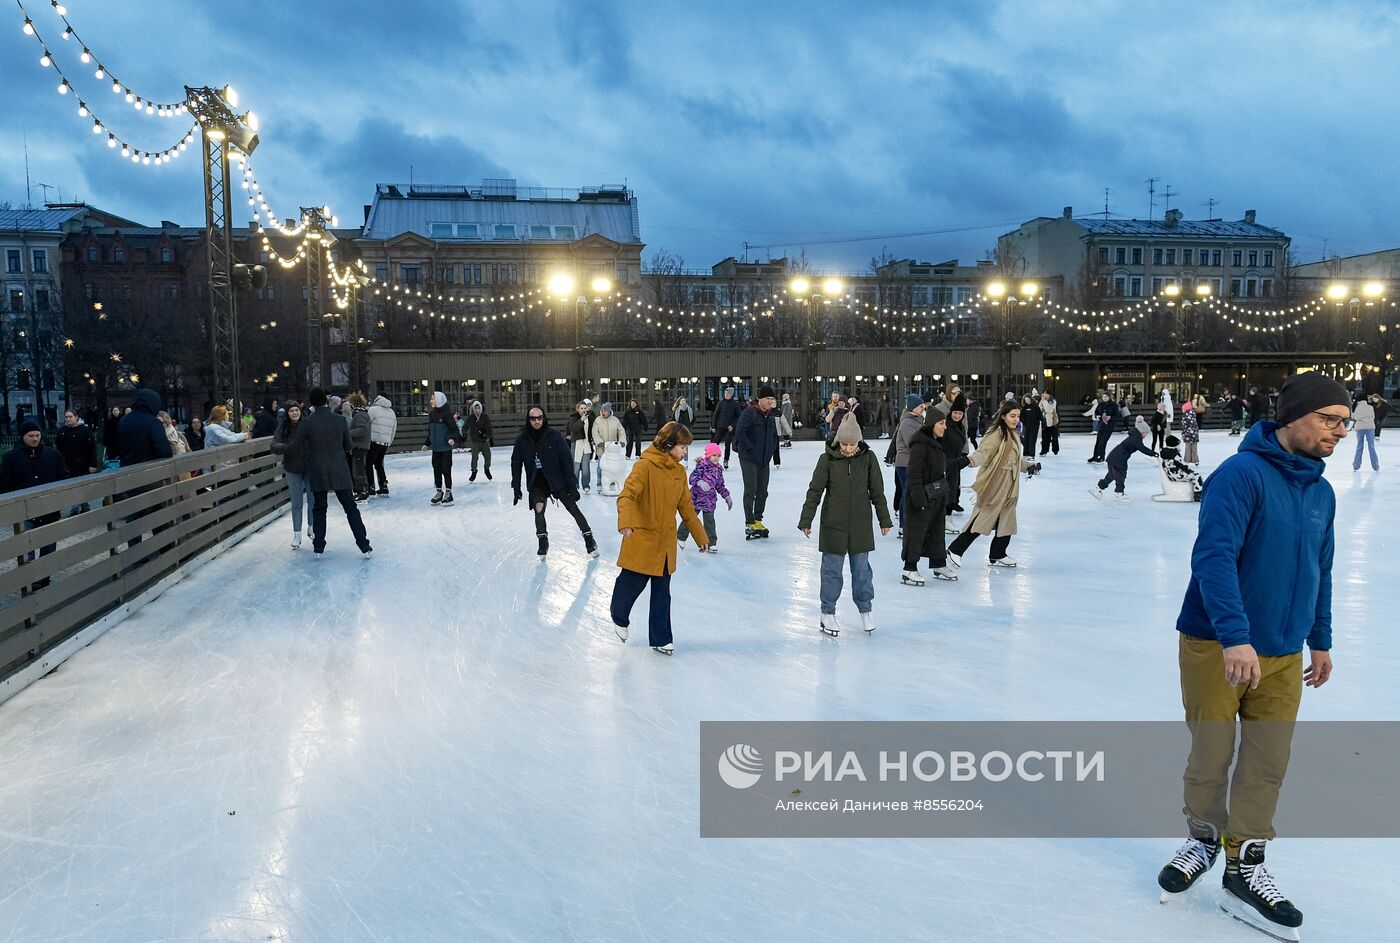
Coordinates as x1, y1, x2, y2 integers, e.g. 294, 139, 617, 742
1070, 217, 1286, 239
361, 181, 641, 244
0, 206, 93, 233
1289, 248, 1400, 278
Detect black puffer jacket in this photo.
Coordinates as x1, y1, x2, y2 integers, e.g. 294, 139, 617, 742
905, 425, 948, 511
116, 389, 173, 467
622, 406, 647, 436
270, 416, 310, 475
56, 423, 98, 475
511, 414, 578, 498
0, 441, 68, 494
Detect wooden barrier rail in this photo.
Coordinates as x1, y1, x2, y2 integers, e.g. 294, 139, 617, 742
0, 439, 287, 691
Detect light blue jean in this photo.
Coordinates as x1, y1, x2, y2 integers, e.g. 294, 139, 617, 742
575, 457, 592, 490
285, 470, 314, 532
820, 551, 874, 615
1353, 428, 1378, 470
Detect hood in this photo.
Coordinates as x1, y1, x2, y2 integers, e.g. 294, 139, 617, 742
373, 395, 392, 409
824, 438, 871, 459
470, 401, 483, 414
132, 389, 162, 416
522, 412, 550, 438
642, 444, 681, 471
432, 391, 447, 408
260, 397, 275, 413
1240, 421, 1327, 486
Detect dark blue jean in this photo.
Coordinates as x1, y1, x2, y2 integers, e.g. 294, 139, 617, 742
612, 564, 673, 646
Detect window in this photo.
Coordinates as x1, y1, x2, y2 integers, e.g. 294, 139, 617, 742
375, 262, 389, 282
1152, 248, 1163, 265
1263, 250, 1274, 267
87, 246, 99, 262
1230, 278, 1243, 297
1098, 246, 1109, 264
1247, 250, 1258, 267
160, 247, 173, 263
166, 284, 179, 300
554, 225, 577, 240
616, 264, 629, 284
114, 246, 125, 262
1245, 278, 1258, 298
430, 223, 454, 238
400, 264, 421, 285
1129, 277, 1142, 297
1231, 250, 1242, 267
472, 264, 483, 284
260, 250, 270, 263
1210, 249, 1222, 267
8, 289, 23, 312
691, 285, 717, 305
492, 379, 542, 417
18, 369, 30, 390
1182, 248, 1193, 265
1151, 277, 1164, 295
509, 264, 518, 284
1113, 276, 1126, 296
266, 285, 276, 301
529, 225, 552, 239
1165, 248, 1176, 265
1261, 278, 1274, 298
456, 224, 479, 238
1131, 247, 1142, 265
494, 224, 516, 240
123, 284, 132, 300
5, 249, 19, 273
35, 289, 49, 310
436, 265, 455, 283
83, 283, 93, 299
525, 265, 537, 283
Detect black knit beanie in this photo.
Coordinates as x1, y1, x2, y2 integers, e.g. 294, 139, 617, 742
1273, 372, 1350, 428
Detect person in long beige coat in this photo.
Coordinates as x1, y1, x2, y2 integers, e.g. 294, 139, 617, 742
947, 400, 1039, 568
611, 421, 707, 655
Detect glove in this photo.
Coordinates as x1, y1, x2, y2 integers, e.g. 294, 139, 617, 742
513, 488, 522, 505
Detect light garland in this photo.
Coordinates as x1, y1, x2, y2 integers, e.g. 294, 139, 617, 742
16, 1, 194, 165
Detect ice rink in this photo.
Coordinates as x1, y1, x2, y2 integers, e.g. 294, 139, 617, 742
0, 428, 1394, 941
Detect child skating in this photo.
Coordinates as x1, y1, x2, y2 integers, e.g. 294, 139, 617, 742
1089, 414, 1157, 503
679, 442, 732, 553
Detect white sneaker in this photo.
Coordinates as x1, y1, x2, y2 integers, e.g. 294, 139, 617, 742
931, 566, 958, 581
614, 622, 629, 642
291, 532, 302, 550
1115, 492, 1131, 503
651, 642, 673, 655
989, 557, 1018, 568
1088, 485, 1104, 500
819, 613, 842, 637
860, 612, 876, 634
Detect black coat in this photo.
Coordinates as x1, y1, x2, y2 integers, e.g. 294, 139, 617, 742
905, 426, 949, 510
1107, 426, 1156, 468
941, 421, 970, 478
251, 404, 279, 439
622, 407, 647, 436
651, 402, 666, 428
1020, 403, 1041, 433
711, 397, 742, 434
511, 420, 577, 498
566, 413, 595, 451
56, 423, 98, 475
1226, 398, 1246, 420
1248, 394, 1267, 423
0, 443, 68, 494
1093, 400, 1118, 432
186, 425, 206, 451
285, 404, 354, 491
102, 414, 122, 454
116, 390, 173, 467
1150, 410, 1168, 432
464, 411, 493, 446
270, 416, 310, 475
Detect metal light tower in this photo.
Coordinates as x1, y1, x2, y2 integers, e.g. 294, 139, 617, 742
302, 207, 333, 387
186, 85, 259, 411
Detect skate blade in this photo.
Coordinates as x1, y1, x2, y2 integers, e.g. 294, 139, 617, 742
1219, 896, 1301, 941
901, 579, 925, 587
820, 627, 840, 637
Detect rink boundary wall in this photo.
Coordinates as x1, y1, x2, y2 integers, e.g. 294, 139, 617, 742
0, 439, 288, 704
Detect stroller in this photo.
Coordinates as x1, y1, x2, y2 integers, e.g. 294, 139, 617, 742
1153, 435, 1202, 503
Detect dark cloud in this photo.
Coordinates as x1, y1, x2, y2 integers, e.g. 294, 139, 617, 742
558, 3, 633, 89
316, 116, 511, 192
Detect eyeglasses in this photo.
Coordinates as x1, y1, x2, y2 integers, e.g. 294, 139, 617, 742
1312, 412, 1354, 431
528, 415, 544, 422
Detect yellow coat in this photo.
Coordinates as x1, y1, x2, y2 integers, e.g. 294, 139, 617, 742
964, 429, 1034, 536
616, 446, 707, 576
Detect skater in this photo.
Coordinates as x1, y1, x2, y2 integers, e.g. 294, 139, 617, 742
878, 394, 894, 439
622, 398, 647, 458
367, 394, 397, 495
1038, 391, 1059, 456
1181, 398, 1201, 465
777, 392, 795, 448
678, 442, 731, 552
420, 391, 458, 505
942, 395, 971, 516
798, 412, 892, 637
1150, 402, 1168, 452
650, 398, 667, 432
1019, 392, 1041, 459
270, 401, 314, 548
611, 421, 707, 654
1370, 392, 1388, 437
1226, 392, 1246, 436
465, 400, 494, 481
511, 406, 598, 559
902, 410, 956, 585
1247, 385, 1268, 429
284, 388, 373, 559
592, 402, 628, 496
1156, 372, 1348, 940
1088, 392, 1118, 462
892, 393, 926, 530
965, 398, 980, 447
251, 397, 279, 439
347, 393, 371, 501
1351, 394, 1378, 471
710, 386, 742, 467
567, 400, 597, 494
947, 400, 1039, 568
1089, 415, 1157, 502
672, 396, 694, 429
735, 385, 780, 539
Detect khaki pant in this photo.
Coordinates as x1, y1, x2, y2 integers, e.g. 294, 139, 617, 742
1179, 633, 1302, 840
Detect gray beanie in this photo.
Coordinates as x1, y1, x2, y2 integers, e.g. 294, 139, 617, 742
1274, 372, 1350, 428
835, 411, 863, 445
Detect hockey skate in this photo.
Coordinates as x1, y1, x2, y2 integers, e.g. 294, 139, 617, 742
441, 488, 454, 506
583, 531, 600, 559
1219, 840, 1303, 941
537, 533, 549, 558
751, 519, 769, 538
1157, 819, 1221, 901
430, 489, 444, 505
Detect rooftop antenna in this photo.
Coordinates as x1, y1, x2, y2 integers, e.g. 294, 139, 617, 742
1090, 188, 1113, 217
23, 131, 32, 210
409, 164, 414, 190
742, 241, 750, 263
32, 182, 55, 205
1146, 177, 1158, 218
1162, 184, 1176, 213
1202, 197, 1218, 220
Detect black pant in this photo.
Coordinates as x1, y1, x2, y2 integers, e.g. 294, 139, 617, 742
1098, 463, 1128, 493
530, 474, 592, 538
739, 458, 770, 525
1092, 426, 1112, 460
1150, 429, 1165, 451
1039, 426, 1059, 455
432, 449, 453, 489
612, 561, 672, 647
949, 526, 1012, 561
902, 495, 947, 569
625, 429, 642, 457
946, 467, 964, 511
351, 448, 368, 496
470, 443, 491, 476
367, 442, 389, 492
1022, 426, 1039, 458
312, 488, 371, 553
713, 428, 734, 464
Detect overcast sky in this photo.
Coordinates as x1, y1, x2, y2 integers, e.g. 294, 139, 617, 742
2, 0, 1396, 270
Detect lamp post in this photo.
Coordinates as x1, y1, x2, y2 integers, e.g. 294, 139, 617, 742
792, 276, 842, 410
986, 281, 1036, 396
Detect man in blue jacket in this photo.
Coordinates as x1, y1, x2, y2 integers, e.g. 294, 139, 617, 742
1156, 372, 1349, 938
734, 385, 779, 538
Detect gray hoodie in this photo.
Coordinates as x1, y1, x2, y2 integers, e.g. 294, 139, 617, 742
894, 409, 923, 468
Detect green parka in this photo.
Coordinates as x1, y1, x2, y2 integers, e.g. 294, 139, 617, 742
798, 439, 893, 555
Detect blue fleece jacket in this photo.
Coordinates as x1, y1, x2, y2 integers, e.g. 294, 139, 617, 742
1176, 422, 1334, 655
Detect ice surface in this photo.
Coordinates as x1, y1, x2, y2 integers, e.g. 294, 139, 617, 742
0, 430, 1393, 941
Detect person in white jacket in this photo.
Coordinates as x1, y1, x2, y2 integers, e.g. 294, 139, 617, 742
1352, 396, 1378, 471
591, 402, 628, 495
367, 394, 398, 496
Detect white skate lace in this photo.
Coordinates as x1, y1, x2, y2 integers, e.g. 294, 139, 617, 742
1169, 839, 1213, 877
1243, 861, 1285, 904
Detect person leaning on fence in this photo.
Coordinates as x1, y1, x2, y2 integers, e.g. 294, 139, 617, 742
1, 420, 69, 590
56, 409, 98, 515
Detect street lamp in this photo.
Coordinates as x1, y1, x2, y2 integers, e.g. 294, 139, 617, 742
792, 276, 842, 408
986, 280, 1033, 395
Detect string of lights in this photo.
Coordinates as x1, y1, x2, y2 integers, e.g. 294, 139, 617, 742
16, 0, 194, 164
30, 0, 187, 113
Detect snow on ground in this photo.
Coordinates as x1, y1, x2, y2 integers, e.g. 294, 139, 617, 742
0, 429, 1394, 941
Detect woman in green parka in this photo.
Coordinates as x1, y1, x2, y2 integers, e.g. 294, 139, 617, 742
798, 412, 893, 638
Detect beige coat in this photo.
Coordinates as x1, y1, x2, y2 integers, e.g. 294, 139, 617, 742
963, 428, 1034, 536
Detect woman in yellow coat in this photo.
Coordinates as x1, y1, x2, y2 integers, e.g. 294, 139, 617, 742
947, 400, 1040, 568
612, 422, 708, 655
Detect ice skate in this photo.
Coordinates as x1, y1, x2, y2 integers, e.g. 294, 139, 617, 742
651, 642, 674, 656
705, 546, 718, 554
484, 468, 492, 480
745, 523, 765, 541
469, 472, 477, 482
291, 532, 302, 550
306, 526, 313, 538
537, 533, 549, 558
441, 489, 454, 506
1088, 485, 1104, 499
430, 489, 444, 505
583, 531, 599, 559
1157, 819, 1221, 900
313, 551, 324, 562
897, 527, 903, 539
944, 525, 959, 535
859, 612, 876, 634
377, 487, 389, 496
901, 570, 925, 586
614, 622, 628, 642
1115, 492, 1130, 503
819, 613, 842, 637
947, 551, 962, 568
1220, 840, 1302, 941
930, 566, 958, 581
361, 547, 373, 560
752, 519, 769, 538
989, 557, 1018, 568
